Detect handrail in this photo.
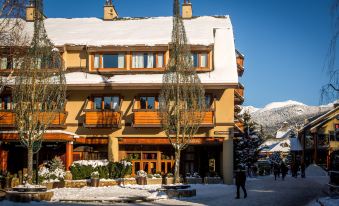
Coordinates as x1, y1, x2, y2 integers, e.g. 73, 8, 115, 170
83, 96, 90, 112
132, 97, 136, 111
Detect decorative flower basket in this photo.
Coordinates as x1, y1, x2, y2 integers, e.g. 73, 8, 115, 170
136, 170, 147, 185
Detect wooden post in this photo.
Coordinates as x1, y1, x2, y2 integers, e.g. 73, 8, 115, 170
0, 146, 8, 172
65, 141, 73, 171
157, 150, 161, 173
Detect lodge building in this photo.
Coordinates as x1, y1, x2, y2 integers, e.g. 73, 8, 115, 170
0, 1, 245, 184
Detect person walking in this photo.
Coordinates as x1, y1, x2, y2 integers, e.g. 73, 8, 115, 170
273, 163, 280, 180
281, 162, 288, 180
235, 166, 247, 199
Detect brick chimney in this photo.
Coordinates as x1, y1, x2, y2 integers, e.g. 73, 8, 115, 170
104, 0, 118, 21
26, 1, 35, 22
182, 0, 193, 19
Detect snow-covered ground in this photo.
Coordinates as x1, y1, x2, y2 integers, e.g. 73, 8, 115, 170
1, 174, 334, 206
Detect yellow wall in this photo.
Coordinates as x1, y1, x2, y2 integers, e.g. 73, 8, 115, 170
59, 46, 237, 184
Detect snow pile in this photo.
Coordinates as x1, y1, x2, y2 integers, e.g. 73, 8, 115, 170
305, 164, 328, 177
317, 197, 339, 206
71, 159, 109, 168
51, 184, 167, 202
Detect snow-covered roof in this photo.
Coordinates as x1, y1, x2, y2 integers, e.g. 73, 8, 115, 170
4, 16, 238, 86
15, 16, 231, 47
260, 137, 302, 153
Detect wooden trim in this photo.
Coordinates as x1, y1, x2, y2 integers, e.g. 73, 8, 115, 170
0, 133, 74, 142
119, 137, 224, 145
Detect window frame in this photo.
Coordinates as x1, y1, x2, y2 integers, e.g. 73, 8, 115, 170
91, 95, 121, 111
135, 95, 159, 111
131, 52, 166, 69
92, 53, 126, 70
190, 51, 210, 70
0, 95, 12, 110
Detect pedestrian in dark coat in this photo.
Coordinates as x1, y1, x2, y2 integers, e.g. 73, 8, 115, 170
280, 162, 288, 180
235, 167, 247, 199
273, 163, 280, 180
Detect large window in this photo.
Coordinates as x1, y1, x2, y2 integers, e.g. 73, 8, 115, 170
93, 53, 125, 69
93, 96, 120, 110
0, 95, 11, 110
191, 52, 208, 68
132, 52, 164, 69
139, 96, 156, 109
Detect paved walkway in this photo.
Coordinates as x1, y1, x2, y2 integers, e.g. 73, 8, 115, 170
146, 175, 328, 206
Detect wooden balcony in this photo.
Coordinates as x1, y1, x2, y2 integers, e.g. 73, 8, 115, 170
83, 110, 122, 128
236, 50, 245, 77
132, 98, 215, 128
0, 111, 15, 127
82, 98, 123, 128
0, 110, 68, 128
234, 83, 244, 104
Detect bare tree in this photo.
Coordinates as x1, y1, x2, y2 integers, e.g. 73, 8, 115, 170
159, 0, 206, 183
321, 0, 339, 103
0, 0, 27, 94
12, 0, 66, 183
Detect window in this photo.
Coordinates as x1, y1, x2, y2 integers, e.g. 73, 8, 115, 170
191, 52, 209, 68
140, 96, 156, 109
93, 96, 120, 110
205, 95, 212, 107
0, 57, 8, 70
93, 53, 125, 69
132, 52, 164, 68
0, 96, 11, 110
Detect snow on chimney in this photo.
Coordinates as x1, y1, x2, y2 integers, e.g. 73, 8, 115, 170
104, 0, 118, 20
182, 0, 193, 19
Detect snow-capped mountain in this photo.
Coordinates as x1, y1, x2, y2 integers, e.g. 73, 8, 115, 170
241, 100, 332, 137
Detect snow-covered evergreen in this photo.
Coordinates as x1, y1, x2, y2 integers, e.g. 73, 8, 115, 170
234, 111, 263, 168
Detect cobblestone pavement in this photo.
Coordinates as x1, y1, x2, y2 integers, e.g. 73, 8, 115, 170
0, 175, 328, 206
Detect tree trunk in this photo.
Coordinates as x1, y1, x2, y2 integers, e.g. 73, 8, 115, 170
174, 148, 181, 184
27, 146, 33, 184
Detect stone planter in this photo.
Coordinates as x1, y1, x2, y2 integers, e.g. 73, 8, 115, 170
136, 176, 147, 185
146, 178, 162, 185
90, 178, 100, 187
165, 177, 174, 185
186, 177, 203, 184
203, 177, 223, 184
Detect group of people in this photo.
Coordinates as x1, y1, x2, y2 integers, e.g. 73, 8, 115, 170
273, 162, 289, 180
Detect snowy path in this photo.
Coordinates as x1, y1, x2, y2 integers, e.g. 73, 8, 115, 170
0, 175, 329, 206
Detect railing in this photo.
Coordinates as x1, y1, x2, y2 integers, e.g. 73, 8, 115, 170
83, 97, 123, 128
0, 110, 68, 128
132, 97, 215, 128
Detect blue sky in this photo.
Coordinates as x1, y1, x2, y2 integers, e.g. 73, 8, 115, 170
44, 0, 335, 108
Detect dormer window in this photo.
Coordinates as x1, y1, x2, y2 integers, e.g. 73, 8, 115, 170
132, 52, 164, 69
93, 53, 125, 69
191, 52, 208, 68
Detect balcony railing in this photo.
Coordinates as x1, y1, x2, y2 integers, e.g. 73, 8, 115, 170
0, 110, 68, 128
132, 98, 215, 128
83, 98, 123, 128
234, 83, 244, 104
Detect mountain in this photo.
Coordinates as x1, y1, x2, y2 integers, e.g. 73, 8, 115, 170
240, 100, 332, 137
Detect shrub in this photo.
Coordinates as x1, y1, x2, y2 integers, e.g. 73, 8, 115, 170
70, 160, 109, 180
38, 157, 66, 183
108, 160, 132, 179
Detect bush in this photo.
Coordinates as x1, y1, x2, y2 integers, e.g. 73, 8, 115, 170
108, 160, 132, 179
70, 159, 131, 180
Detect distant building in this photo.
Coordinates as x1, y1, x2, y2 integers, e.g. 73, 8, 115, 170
298, 102, 339, 169
259, 122, 302, 160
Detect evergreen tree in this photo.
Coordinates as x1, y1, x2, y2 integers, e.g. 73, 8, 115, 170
234, 111, 263, 168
